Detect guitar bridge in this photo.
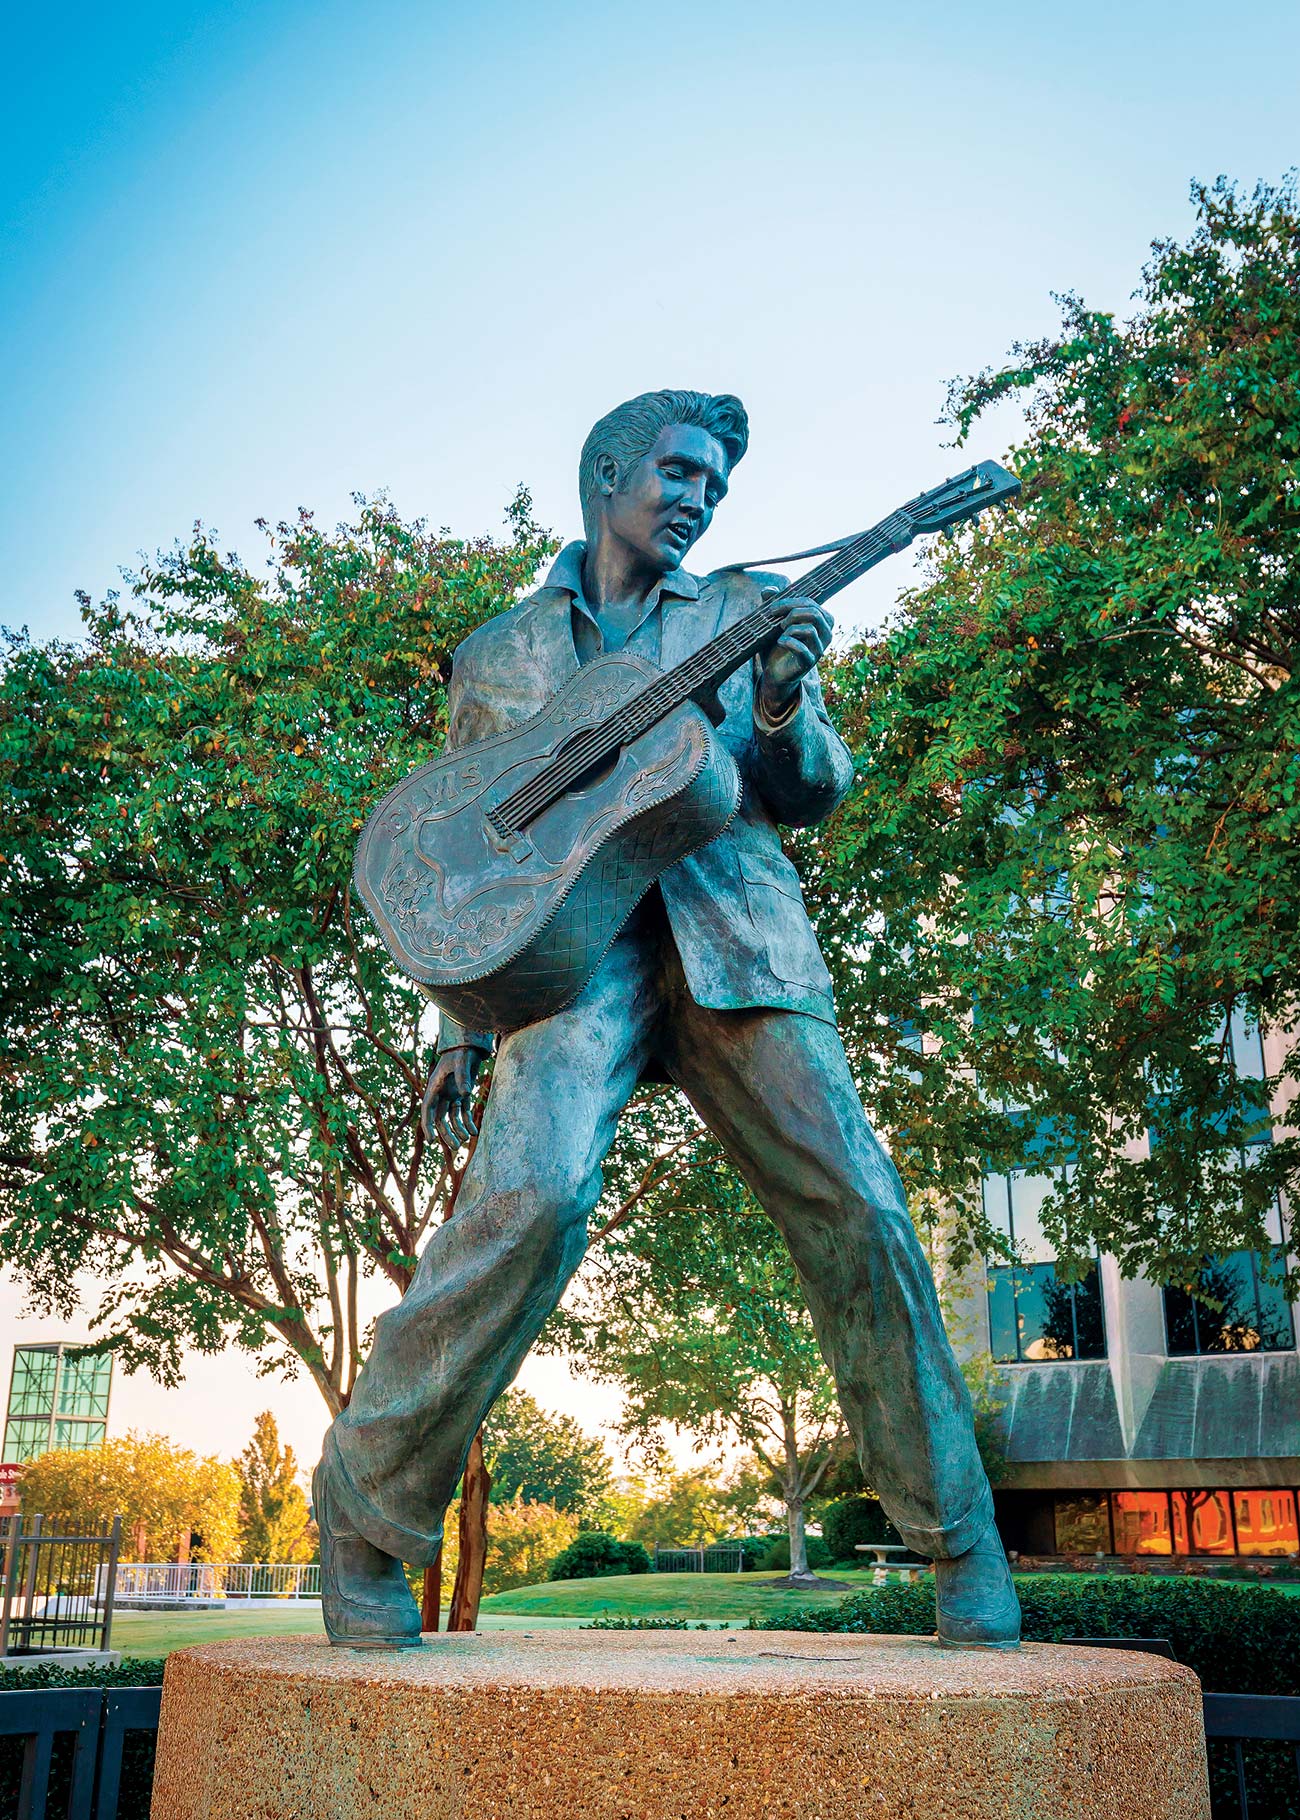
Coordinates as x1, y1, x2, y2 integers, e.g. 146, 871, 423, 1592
485, 809, 534, 863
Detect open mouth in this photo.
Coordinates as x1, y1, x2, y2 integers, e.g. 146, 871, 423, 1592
663, 519, 692, 547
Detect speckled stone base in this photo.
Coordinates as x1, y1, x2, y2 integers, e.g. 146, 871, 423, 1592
149, 1631, 1210, 1819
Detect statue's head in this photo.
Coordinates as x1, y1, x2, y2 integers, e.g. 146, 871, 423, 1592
578, 389, 749, 574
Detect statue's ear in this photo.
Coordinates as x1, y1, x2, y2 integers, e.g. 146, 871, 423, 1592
593, 451, 619, 498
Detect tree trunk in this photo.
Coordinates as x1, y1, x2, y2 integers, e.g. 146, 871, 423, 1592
421, 1549, 442, 1633
786, 1497, 811, 1579
447, 1429, 490, 1630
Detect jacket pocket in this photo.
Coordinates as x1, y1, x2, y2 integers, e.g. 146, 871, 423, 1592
738, 851, 833, 992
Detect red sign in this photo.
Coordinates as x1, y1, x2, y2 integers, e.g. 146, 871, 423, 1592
0, 1463, 21, 1497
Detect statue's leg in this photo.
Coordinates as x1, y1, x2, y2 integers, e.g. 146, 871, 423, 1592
316, 932, 654, 1636
662, 1002, 1019, 1647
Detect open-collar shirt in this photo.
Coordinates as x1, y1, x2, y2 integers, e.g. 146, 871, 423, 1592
543, 540, 699, 667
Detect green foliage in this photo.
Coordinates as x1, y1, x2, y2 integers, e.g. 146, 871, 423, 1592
724, 1533, 785, 1571
762, 1574, 1300, 1693
482, 1390, 615, 1524
0, 1658, 166, 1688
622, 1464, 741, 1550
547, 1531, 653, 1581
236, 1411, 314, 1563
813, 175, 1300, 1287
0, 495, 554, 1409
757, 1533, 832, 1573
480, 1496, 580, 1594
0, 1658, 165, 1820
18, 1430, 242, 1560
820, 1495, 901, 1563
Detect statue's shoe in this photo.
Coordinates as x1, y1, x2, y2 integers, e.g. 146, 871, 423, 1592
313, 1463, 423, 1649
933, 1520, 1021, 1650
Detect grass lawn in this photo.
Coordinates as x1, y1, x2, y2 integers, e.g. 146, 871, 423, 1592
480, 1569, 888, 1625
110, 1568, 1298, 1656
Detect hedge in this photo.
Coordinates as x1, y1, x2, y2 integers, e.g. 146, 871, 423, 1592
547, 1532, 653, 1580
757, 1533, 832, 1573
761, 1574, 1300, 1695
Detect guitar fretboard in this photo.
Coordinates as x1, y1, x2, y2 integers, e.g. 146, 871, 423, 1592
490, 510, 914, 836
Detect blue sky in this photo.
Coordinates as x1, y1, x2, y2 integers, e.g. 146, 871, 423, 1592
5, 0, 1297, 650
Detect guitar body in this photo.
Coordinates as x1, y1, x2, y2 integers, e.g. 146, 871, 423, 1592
353, 651, 741, 1031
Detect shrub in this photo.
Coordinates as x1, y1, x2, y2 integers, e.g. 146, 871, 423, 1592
760, 1574, 1300, 1695
757, 1533, 832, 1573
820, 1495, 901, 1564
483, 1497, 580, 1594
547, 1531, 653, 1581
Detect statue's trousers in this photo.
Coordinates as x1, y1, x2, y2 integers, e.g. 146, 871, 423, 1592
323, 910, 994, 1565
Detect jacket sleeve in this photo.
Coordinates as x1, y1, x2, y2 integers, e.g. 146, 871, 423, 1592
749, 658, 855, 827
425, 636, 497, 1054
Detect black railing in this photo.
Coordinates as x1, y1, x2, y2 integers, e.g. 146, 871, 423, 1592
0, 1685, 161, 1820
1203, 1693, 1300, 1820
0, 1514, 122, 1656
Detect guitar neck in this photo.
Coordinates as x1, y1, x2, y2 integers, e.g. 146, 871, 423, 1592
655, 509, 915, 715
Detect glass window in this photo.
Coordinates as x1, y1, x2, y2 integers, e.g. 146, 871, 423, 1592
2, 1418, 53, 1464
1172, 1489, 1235, 1555
1164, 1249, 1295, 1355
6, 1349, 58, 1420
52, 1419, 106, 1452
1112, 1491, 1173, 1555
985, 1169, 1106, 1363
1232, 1489, 1299, 1557
1054, 1495, 1111, 1553
56, 1354, 111, 1420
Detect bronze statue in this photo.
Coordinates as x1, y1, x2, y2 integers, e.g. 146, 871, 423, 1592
313, 390, 1021, 1651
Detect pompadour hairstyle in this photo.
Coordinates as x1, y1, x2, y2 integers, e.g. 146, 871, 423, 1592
578, 389, 749, 526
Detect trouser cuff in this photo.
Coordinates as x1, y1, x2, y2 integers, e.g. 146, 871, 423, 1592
892, 1483, 994, 1562
321, 1432, 444, 1567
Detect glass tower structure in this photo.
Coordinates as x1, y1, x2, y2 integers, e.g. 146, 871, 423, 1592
2, 1343, 113, 1464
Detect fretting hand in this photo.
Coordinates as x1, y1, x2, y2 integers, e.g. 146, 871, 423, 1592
758, 587, 833, 720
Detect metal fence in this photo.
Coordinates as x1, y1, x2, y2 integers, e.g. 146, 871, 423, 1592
1204, 1693, 1300, 1820
0, 1515, 121, 1656
653, 1545, 746, 1574
106, 1561, 320, 1603
0, 1685, 162, 1820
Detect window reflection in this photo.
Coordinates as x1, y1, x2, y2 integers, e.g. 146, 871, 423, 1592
1233, 1488, 1299, 1557
1164, 1248, 1295, 1355
1053, 1495, 1111, 1553
984, 1169, 1106, 1363
1112, 1491, 1173, 1555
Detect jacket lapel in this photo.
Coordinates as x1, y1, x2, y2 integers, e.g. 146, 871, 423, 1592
659, 573, 727, 676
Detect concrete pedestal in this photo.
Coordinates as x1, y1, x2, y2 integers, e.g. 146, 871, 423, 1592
150, 1631, 1210, 1819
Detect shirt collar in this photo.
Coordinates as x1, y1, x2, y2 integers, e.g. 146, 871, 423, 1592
543, 540, 700, 613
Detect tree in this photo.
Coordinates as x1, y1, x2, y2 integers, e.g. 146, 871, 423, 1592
0, 493, 553, 1411
481, 1390, 616, 1523
621, 1464, 740, 1551
236, 1411, 314, 1563
812, 173, 1300, 1293
17, 1431, 242, 1560
554, 1157, 849, 1581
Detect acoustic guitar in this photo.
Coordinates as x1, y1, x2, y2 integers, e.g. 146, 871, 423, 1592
354, 459, 1020, 1031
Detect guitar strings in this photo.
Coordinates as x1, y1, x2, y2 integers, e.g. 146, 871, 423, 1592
493, 519, 900, 832
499, 523, 890, 824
492, 523, 893, 831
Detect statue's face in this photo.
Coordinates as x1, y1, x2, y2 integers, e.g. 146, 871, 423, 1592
599, 423, 729, 572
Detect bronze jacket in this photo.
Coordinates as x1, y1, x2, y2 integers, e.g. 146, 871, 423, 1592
436, 557, 854, 1048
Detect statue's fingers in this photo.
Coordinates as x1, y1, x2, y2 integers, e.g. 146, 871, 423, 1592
435, 1101, 461, 1154
452, 1099, 478, 1147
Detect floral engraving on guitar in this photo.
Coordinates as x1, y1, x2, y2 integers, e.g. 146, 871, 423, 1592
549, 675, 641, 727
621, 740, 696, 811
378, 857, 537, 964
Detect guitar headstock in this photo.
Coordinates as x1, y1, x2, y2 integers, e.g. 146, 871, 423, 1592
902, 460, 1020, 536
